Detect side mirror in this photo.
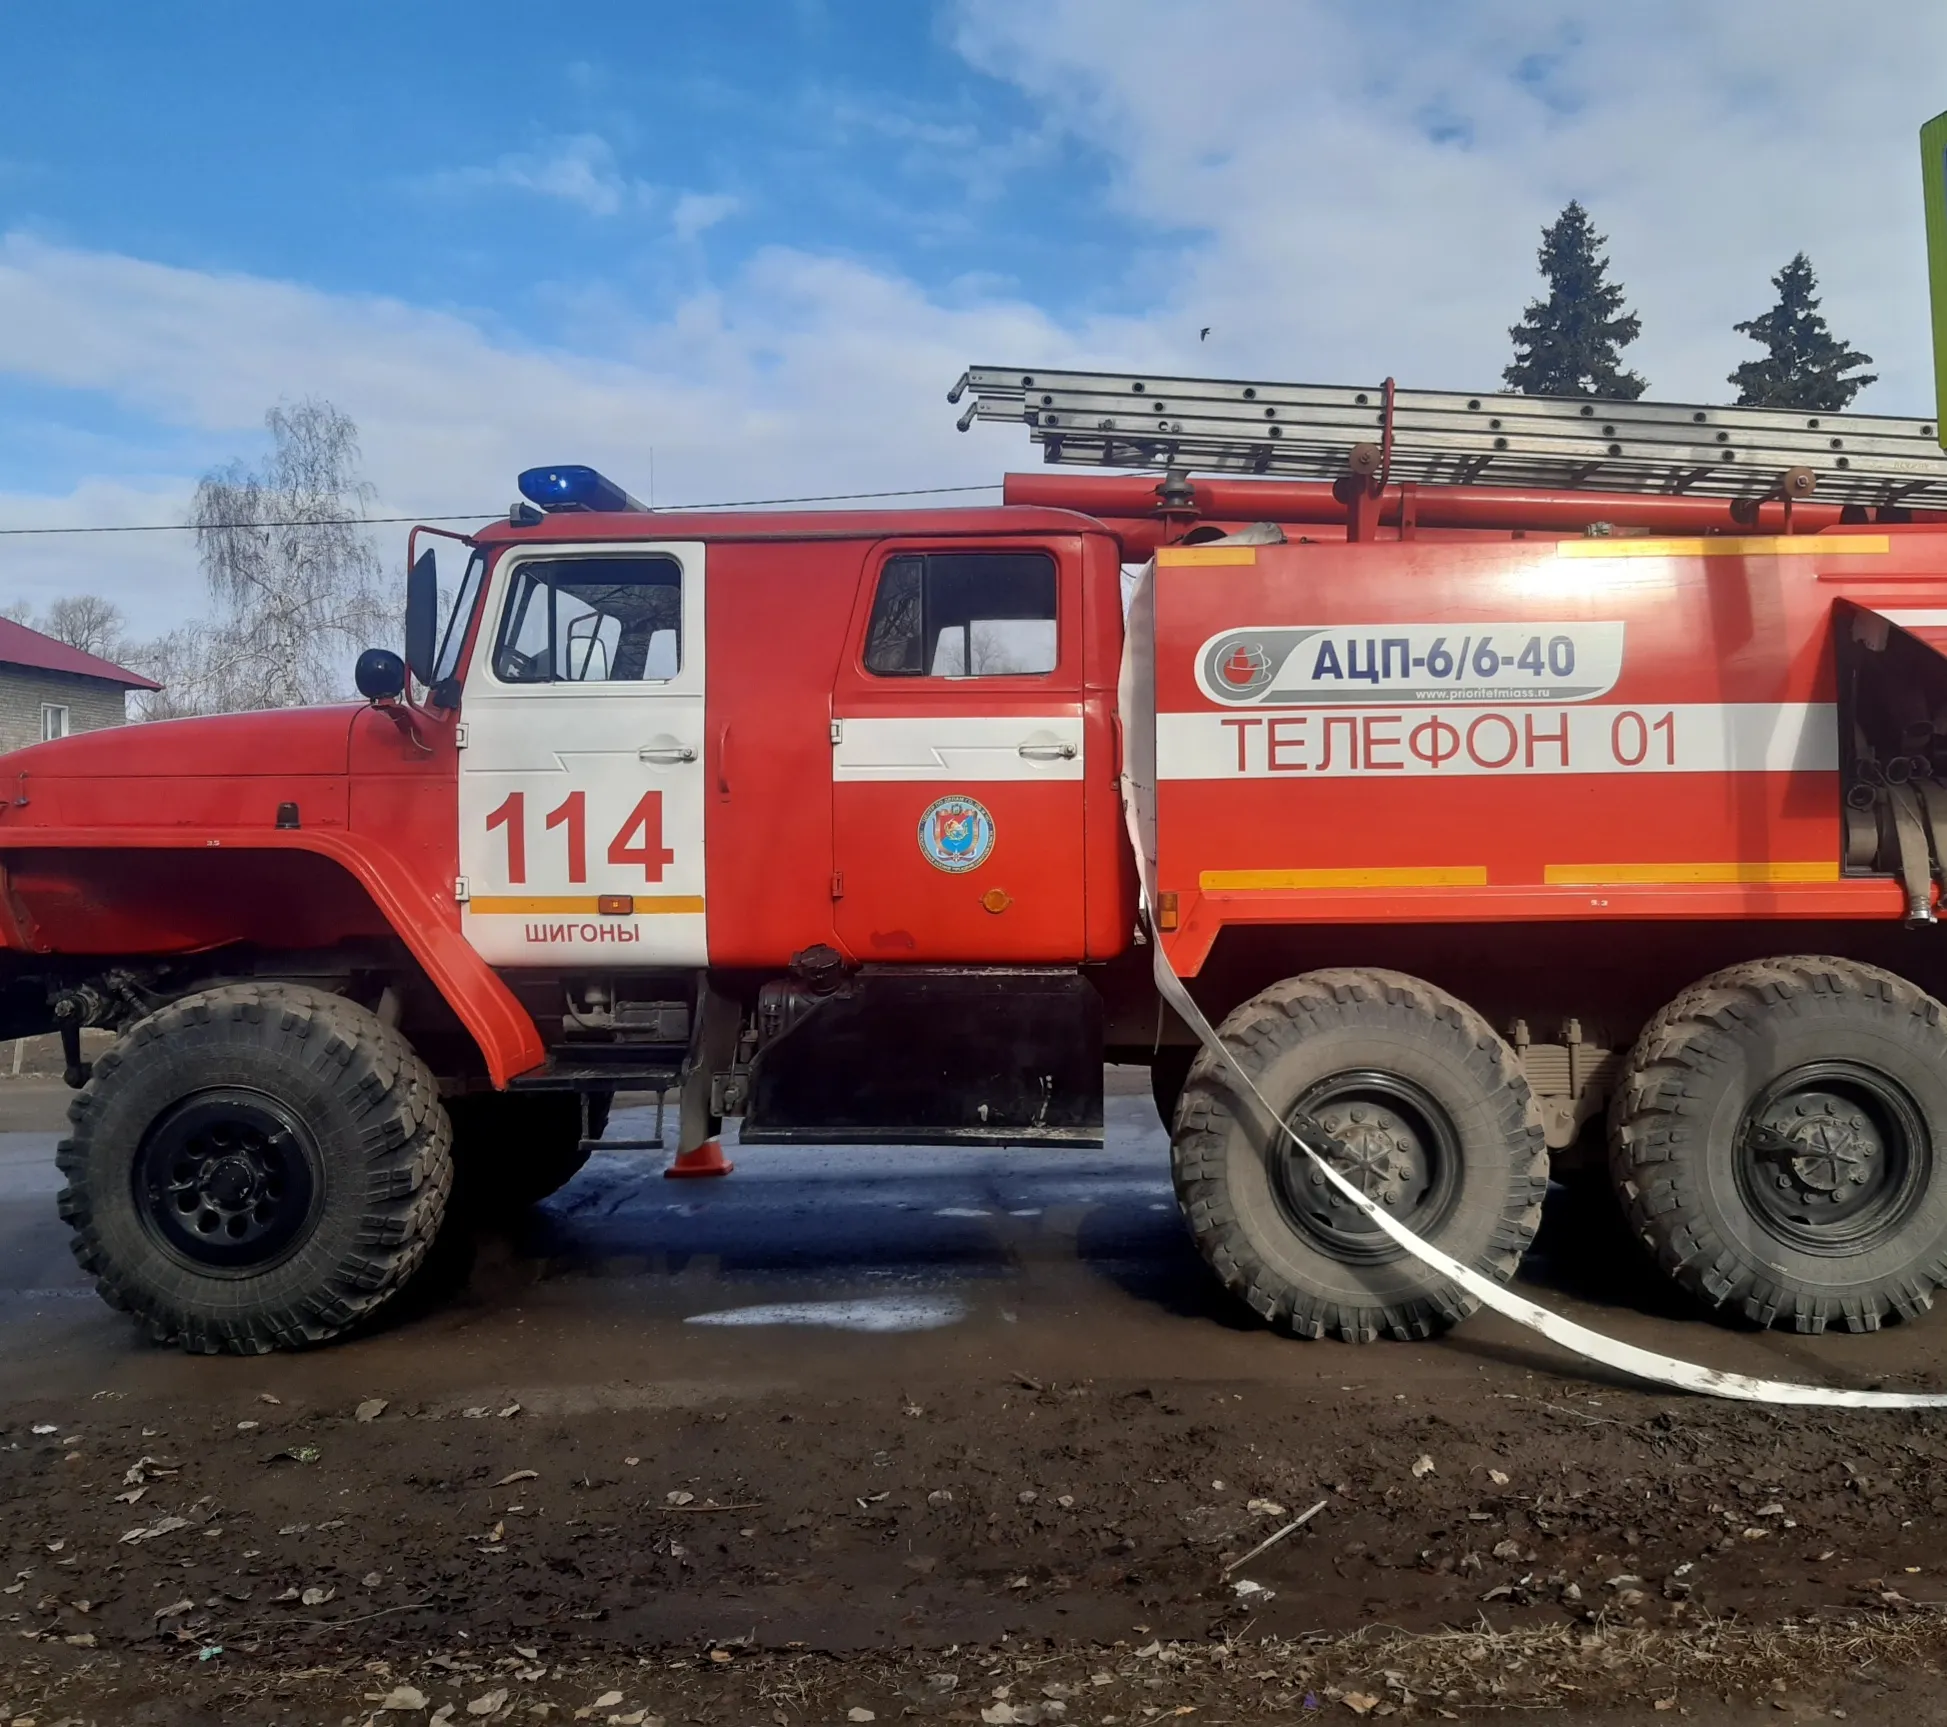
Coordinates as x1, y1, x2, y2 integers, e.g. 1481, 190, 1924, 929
356, 648, 407, 702
405, 548, 438, 685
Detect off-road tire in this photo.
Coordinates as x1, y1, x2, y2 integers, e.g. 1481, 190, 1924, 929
1609, 956, 1947, 1334
1150, 1046, 1195, 1131
447, 1091, 609, 1214
1172, 969, 1547, 1342
56, 983, 452, 1354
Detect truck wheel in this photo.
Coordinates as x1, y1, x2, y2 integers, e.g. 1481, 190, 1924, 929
55, 983, 451, 1354
1609, 957, 1947, 1333
1150, 1047, 1195, 1131
1172, 969, 1547, 1342
447, 1091, 609, 1214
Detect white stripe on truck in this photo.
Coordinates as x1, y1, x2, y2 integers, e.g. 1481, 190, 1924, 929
833, 714, 1085, 782
1156, 701, 1835, 780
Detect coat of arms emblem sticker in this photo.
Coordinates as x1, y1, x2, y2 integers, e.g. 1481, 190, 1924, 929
917, 795, 996, 873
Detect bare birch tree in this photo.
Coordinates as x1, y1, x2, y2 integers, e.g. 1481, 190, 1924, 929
189, 400, 391, 711
121, 628, 209, 722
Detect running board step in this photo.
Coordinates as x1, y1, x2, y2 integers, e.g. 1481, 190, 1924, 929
510, 1057, 682, 1092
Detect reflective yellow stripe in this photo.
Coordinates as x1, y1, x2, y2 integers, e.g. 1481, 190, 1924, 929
467, 895, 706, 915
1542, 861, 1838, 886
1157, 545, 1259, 566
1555, 535, 1888, 560
1200, 866, 1488, 890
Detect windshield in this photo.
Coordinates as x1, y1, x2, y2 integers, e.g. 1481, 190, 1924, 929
432, 550, 486, 685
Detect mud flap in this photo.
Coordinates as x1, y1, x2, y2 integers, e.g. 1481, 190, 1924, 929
678, 978, 742, 1158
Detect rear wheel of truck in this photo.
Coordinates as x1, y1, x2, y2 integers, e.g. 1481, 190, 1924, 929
1171, 969, 1547, 1342
1149, 1047, 1195, 1131
55, 982, 452, 1354
446, 1091, 609, 1215
1610, 956, 1947, 1333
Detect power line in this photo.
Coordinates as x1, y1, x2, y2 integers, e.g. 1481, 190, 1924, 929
0, 513, 481, 537
0, 482, 1005, 538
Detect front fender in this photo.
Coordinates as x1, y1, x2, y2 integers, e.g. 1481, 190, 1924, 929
0, 828, 546, 1087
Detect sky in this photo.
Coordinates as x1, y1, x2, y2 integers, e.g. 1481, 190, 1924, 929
0, 0, 1944, 636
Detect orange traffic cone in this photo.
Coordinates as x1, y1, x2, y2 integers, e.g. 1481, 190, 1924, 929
664, 1137, 734, 1179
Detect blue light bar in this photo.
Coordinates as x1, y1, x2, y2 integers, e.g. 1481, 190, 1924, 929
516, 465, 646, 513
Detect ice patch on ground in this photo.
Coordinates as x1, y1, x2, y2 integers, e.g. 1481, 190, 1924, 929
932, 1207, 992, 1218
684, 1295, 968, 1333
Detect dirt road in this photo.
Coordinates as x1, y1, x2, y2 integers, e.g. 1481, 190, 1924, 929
6, 1074, 1947, 1723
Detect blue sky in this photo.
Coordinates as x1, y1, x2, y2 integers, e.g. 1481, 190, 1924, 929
0, 2, 1138, 505
0, 1, 1943, 632
1, 3, 1139, 333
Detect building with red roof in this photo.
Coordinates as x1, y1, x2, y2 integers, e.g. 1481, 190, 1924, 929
0, 617, 160, 753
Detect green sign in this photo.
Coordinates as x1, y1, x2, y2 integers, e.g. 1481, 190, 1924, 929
1927, 109, 1947, 447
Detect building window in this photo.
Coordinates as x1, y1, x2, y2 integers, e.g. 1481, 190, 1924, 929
39, 705, 69, 742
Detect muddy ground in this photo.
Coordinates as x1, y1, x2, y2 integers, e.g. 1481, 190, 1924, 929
5, 1075, 1947, 1723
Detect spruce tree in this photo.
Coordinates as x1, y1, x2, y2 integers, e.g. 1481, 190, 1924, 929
1728, 253, 1876, 411
1503, 201, 1646, 399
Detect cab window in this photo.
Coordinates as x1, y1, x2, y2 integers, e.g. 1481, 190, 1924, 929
493, 556, 681, 684
863, 551, 1057, 678
432, 551, 486, 685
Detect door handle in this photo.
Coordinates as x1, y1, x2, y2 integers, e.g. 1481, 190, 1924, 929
638, 744, 697, 764
1018, 741, 1078, 761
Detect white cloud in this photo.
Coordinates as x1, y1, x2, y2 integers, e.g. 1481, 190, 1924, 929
0, 478, 204, 638
416, 137, 741, 243
952, 0, 1947, 411
418, 133, 649, 217
0, 231, 1145, 627
670, 191, 741, 243
809, 89, 1058, 206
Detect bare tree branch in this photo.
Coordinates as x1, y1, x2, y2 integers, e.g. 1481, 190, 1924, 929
186, 399, 392, 713
40, 594, 128, 660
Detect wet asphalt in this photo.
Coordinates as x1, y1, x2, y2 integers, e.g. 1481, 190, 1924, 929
3, 1070, 1944, 1410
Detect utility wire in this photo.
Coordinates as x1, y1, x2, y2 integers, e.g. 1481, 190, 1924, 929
0, 513, 484, 537
0, 481, 1004, 538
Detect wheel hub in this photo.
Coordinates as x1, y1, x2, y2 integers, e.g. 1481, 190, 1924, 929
135, 1091, 322, 1273
1311, 1104, 1422, 1209
1271, 1070, 1461, 1263
202, 1154, 261, 1211
1736, 1062, 1928, 1254
1753, 1091, 1879, 1201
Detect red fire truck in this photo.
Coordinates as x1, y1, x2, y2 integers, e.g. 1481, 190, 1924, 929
15, 367, 1947, 1353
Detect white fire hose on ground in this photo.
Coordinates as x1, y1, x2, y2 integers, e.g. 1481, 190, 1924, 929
1117, 559, 1947, 1408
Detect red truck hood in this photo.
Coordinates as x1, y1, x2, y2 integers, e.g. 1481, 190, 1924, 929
4, 706, 359, 778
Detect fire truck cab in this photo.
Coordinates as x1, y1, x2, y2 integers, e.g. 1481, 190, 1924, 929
448, 493, 1128, 1149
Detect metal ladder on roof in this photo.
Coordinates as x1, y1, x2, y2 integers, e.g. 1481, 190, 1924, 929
949, 365, 1947, 511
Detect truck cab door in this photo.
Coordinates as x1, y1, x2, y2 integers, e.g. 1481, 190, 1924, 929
830, 540, 1087, 961
457, 541, 707, 966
